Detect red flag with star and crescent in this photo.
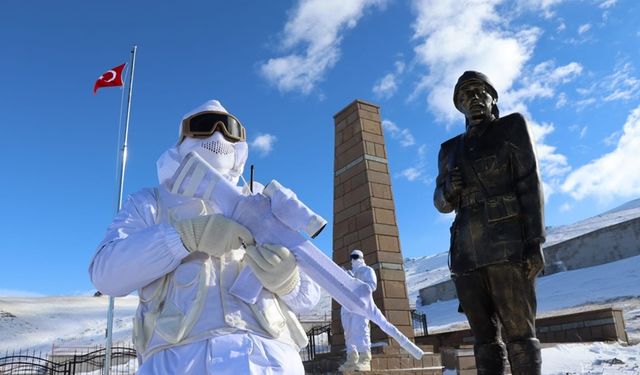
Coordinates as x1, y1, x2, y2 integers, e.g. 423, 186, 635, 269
93, 63, 126, 94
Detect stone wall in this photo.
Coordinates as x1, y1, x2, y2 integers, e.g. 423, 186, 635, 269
543, 216, 640, 275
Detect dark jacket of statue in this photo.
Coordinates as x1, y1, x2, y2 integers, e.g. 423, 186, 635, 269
434, 113, 545, 275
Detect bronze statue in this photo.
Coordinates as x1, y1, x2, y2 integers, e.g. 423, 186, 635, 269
434, 71, 545, 375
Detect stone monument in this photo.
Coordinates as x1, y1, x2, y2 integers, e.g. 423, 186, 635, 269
332, 99, 414, 349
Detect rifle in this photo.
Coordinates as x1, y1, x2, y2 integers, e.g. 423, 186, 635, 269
167, 152, 424, 359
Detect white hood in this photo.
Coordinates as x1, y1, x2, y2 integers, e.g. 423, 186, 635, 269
157, 100, 248, 185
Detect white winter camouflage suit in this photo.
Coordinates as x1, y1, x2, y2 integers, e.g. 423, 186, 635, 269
89, 101, 320, 375
340, 259, 377, 354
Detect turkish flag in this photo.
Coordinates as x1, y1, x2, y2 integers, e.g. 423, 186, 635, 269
93, 63, 126, 94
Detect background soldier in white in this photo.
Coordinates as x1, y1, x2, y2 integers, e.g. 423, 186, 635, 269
339, 249, 378, 372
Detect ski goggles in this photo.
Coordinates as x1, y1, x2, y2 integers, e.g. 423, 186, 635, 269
181, 112, 246, 143
350, 254, 361, 260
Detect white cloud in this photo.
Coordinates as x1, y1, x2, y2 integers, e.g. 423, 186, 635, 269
259, 0, 386, 94
580, 127, 588, 138
599, 0, 617, 8
393, 143, 433, 185
603, 130, 622, 146
602, 63, 640, 101
373, 74, 399, 99
417, 144, 427, 158
562, 105, 640, 202
578, 23, 592, 35
251, 134, 277, 156
569, 124, 588, 139
410, 0, 542, 124
400, 167, 422, 181
382, 119, 416, 147
576, 62, 640, 105
514, 0, 566, 18
575, 97, 597, 111
501, 61, 583, 108
557, 22, 566, 32
556, 92, 567, 108
408, 1, 575, 200
529, 120, 571, 178
373, 60, 406, 99
559, 202, 572, 212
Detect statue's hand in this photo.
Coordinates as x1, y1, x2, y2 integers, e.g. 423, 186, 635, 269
524, 242, 544, 279
444, 167, 464, 202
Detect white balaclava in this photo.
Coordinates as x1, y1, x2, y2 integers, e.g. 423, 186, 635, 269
351, 249, 365, 270
157, 100, 248, 186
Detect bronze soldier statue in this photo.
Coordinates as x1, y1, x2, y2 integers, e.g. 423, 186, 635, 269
434, 71, 545, 375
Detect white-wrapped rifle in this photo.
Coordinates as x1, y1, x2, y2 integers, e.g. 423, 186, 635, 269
167, 152, 424, 359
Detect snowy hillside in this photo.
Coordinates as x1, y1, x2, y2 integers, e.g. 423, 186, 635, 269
545, 198, 640, 247
417, 254, 640, 338
0, 295, 138, 353
404, 252, 451, 306
403, 198, 640, 305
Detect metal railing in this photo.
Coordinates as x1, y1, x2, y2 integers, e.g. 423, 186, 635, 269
0, 345, 138, 374
411, 309, 429, 337
301, 323, 331, 361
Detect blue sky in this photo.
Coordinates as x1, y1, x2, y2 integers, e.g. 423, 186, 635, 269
1, 0, 639, 296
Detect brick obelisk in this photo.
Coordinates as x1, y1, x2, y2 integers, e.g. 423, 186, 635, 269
331, 99, 414, 350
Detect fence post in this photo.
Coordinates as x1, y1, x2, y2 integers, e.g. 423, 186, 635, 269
71, 354, 77, 375
422, 313, 428, 335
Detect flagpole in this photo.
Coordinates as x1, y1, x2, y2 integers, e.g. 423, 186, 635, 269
105, 44, 137, 375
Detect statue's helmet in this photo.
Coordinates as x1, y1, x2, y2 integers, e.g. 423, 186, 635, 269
453, 71, 500, 118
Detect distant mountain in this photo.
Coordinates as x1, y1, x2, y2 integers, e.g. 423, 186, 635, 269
544, 198, 640, 247
0, 295, 138, 353
603, 198, 640, 215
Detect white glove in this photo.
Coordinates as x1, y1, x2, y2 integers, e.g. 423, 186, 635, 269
173, 214, 254, 257
244, 243, 300, 296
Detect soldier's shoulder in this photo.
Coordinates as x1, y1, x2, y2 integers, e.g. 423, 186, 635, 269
498, 112, 527, 127
441, 133, 463, 148
496, 113, 529, 134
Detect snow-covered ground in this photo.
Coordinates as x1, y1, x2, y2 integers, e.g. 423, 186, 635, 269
419, 255, 640, 374
0, 295, 138, 354
542, 342, 639, 374
2, 200, 640, 373
2, 258, 638, 373
404, 252, 451, 308
410, 199, 640, 375
418, 254, 640, 339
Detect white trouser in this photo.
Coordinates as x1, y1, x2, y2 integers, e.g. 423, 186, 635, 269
136, 333, 304, 375
341, 309, 371, 353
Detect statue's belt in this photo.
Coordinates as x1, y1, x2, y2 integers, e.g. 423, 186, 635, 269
459, 191, 516, 209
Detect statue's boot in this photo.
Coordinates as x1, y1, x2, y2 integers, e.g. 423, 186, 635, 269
474, 341, 507, 375
354, 351, 372, 371
507, 338, 542, 375
338, 351, 359, 373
